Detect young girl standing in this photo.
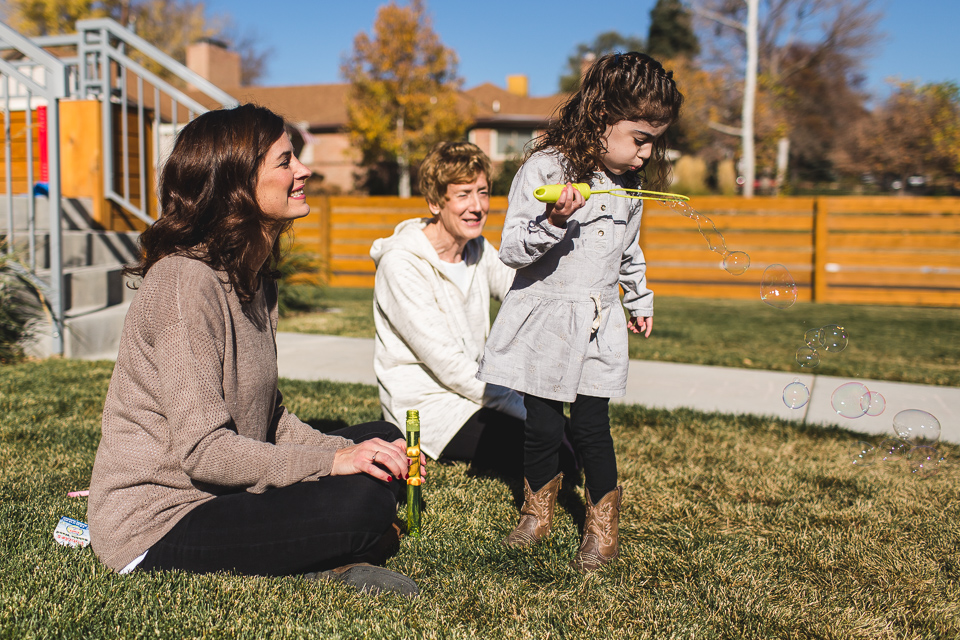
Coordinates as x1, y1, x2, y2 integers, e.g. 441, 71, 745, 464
477, 52, 683, 572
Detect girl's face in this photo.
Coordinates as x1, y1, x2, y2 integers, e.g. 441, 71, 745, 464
599, 119, 670, 176
256, 134, 311, 221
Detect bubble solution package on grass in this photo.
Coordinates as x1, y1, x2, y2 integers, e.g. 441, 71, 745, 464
54, 516, 91, 548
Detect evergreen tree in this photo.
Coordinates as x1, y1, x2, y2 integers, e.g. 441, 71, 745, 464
647, 0, 700, 60
558, 31, 645, 93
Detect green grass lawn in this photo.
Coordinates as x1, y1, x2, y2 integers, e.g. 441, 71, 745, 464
279, 288, 960, 386
3, 359, 959, 638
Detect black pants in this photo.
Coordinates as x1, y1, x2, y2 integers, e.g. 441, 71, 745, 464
440, 407, 525, 476
524, 394, 616, 503
139, 421, 403, 577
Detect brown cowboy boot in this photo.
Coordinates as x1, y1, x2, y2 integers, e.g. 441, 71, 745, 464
503, 473, 563, 548
570, 486, 622, 572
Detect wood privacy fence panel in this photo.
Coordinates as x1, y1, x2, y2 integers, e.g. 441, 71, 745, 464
0, 109, 43, 194
815, 197, 960, 307
291, 195, 960, 307
639, 197, 816, 301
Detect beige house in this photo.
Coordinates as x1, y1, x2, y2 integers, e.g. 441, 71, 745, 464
185, 40, 566, 194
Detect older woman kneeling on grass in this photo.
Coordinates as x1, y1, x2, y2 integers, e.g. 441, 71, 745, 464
370, 142, 528, 474
87, 104, 423, 597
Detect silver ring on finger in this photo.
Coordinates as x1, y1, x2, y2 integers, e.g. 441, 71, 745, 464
372, 451, 378, 463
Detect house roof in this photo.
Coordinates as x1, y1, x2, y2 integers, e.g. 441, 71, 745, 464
190, 82, 567, 132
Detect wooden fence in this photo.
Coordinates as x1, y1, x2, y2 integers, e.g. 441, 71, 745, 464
291, 195, 960, 307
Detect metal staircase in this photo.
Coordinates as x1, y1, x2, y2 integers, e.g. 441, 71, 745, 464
0, 18, 237, 357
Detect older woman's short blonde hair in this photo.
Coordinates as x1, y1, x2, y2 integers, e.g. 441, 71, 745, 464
418, 141, 491, 209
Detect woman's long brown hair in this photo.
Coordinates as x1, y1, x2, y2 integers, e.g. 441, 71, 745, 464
126, 103, 288, 303
531, 52, 684, 189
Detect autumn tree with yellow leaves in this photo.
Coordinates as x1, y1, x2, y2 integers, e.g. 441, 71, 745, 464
3, 0, 267, 85
342, 0, 467, 196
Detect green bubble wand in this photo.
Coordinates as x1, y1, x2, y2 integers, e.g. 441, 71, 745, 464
534, 183, 690, 203
405, 410, 422, 537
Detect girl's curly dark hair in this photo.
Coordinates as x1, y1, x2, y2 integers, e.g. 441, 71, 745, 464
530, 51, 683, 190
127, 104, 288, 304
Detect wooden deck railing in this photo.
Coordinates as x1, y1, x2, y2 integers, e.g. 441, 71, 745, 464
291, 195, 960, 307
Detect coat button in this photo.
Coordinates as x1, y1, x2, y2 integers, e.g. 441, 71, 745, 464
598, 230, 605, 236
601, 204, 606, 211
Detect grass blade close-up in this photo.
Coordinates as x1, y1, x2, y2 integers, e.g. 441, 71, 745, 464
2, 359, 958, 639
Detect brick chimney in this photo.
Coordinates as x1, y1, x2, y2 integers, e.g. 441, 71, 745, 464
506, 74, 528, 98
580, 52, 596, 85
186, 38, 242, 89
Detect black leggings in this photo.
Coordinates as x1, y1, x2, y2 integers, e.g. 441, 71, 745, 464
524, 394, 617, 503
138, 421, 404, 577
440, 407, 525, 476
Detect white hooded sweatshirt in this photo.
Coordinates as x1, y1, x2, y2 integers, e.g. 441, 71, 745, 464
370, 218, 525, 458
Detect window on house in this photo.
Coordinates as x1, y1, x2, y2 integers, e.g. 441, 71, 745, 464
495, 129, 535, 158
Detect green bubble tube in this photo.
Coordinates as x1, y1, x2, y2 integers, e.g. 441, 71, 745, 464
405, 410, 421, 537
533, 183, 690, 203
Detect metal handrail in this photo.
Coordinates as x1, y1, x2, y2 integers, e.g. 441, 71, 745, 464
0, 17, 239, 355
0, 20, 66, 353
75, 18, 237, 107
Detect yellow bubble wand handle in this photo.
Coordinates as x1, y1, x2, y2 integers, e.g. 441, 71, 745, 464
405, 410, 422, 537
533, 183, 690, 203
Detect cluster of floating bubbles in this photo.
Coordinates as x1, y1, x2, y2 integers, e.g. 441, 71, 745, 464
663, 199, 750, 276
830, 381, 885, 418
796, 324, 848, 368
851, 410, 944, 477
662, 197, 944, 475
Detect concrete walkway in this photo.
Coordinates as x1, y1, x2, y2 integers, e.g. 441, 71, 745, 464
275, 332, 960, 446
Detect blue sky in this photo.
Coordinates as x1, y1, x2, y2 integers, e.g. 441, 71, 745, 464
205, 0, 958, 100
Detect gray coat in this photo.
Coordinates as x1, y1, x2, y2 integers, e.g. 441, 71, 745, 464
477, 150, 653, 402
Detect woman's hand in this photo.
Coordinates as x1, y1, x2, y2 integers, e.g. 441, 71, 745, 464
628, 315, 653, 338
331, 437, 427, 483
546, 182, 586, 227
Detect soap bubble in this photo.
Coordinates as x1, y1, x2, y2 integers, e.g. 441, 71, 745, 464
669, 200, 696, 217
878, 438, 910, 463
782, 378, 809, 409
697, 217, 727, 254
818, 325, 848, 352
865, 391, 886, 417
906, 445, 941, 477
722, 250, 750, 275
760, 264, 798, 309
803, 328, 821, 348
831, 382, 870, 419
850, 441, 877, 466
892, 409, 941, 445
796, 347, 820, 368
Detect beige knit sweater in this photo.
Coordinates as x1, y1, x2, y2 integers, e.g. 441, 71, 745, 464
87, 255, 352, 572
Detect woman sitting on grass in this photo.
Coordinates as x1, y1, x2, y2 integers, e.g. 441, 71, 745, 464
87, 104, 422, 597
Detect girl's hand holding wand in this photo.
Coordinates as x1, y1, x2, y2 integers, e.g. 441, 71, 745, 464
628, 316, 653, 338
546, 182, 586, 227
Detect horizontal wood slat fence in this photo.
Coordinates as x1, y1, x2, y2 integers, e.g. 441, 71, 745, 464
291, 195, 960, 307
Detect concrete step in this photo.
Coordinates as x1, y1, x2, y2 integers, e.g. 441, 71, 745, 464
0, 195, 99, 232
24, 299, 134, 360
5, 229, 140, 270
32, 263, 138, 311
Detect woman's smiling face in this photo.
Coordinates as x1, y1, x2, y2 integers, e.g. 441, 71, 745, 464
429, 173, 490, 246
256, 134, 311, 221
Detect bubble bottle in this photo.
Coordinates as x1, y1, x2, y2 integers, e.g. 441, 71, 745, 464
405, 410, 422, 537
